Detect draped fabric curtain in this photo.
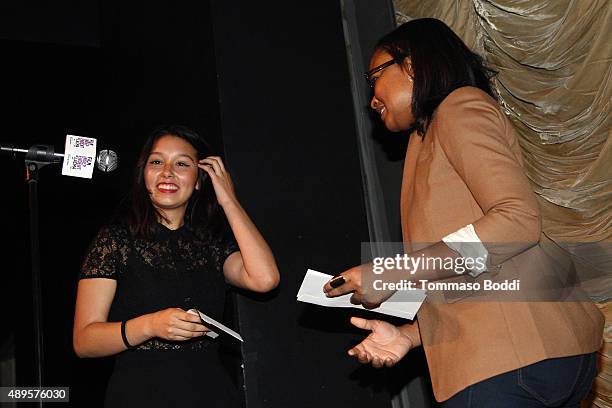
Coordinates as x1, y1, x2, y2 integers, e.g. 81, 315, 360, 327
392, 2, 611, 405
393, 0, 611, 299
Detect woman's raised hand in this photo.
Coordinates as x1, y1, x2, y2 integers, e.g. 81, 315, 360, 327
147, 308, 209, 341
198, 156, 237, 207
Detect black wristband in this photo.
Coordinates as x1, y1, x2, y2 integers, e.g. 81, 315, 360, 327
121, 320, 135, 349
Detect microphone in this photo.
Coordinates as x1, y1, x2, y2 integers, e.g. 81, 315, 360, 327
1, 144, 119, 172
96, 149, 119, 172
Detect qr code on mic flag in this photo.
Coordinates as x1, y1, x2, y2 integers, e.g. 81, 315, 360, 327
61, 135, 97, 179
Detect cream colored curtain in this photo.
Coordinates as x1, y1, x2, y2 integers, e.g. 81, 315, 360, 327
393, 0, 611, 299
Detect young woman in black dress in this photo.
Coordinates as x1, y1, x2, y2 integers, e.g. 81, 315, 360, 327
73, 125, 279, 407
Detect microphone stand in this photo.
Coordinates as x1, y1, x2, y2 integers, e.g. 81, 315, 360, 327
4, 142, 115, 407
23, 145, 61, 408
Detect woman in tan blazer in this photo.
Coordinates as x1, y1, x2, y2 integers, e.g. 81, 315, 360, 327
324, 18, 604, 407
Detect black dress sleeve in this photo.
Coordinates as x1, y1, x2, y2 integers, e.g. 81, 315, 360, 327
79, 225, 128, 279
213, 229, 239, 273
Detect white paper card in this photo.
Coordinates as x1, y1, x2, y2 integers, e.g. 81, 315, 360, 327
61, 135, 97, 179
297, 269, 426, 320
187, 309, 243, 342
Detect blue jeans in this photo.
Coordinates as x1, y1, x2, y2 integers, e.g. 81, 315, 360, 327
442, 352, 597, 408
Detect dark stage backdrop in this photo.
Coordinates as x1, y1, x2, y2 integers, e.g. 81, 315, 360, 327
2, 1, 223, 406
2, 1, 416, 407
212, 1, 397, 407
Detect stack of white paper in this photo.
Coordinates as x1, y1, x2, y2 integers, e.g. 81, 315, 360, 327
297, 269, 426, 320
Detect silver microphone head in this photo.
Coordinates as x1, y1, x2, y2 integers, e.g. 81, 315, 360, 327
96, 149, 119, 172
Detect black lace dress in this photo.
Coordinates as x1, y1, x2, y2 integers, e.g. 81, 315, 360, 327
79, 223, 241, 407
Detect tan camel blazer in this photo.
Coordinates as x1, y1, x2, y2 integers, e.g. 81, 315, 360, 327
400, 86, 604, 401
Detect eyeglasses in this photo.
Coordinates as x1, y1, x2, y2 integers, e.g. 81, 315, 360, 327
365, 59, 398, 88
364, 58, 412, 88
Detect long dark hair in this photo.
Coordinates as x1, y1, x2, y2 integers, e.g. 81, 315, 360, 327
377, 18, 497, 136
123, 125, 221, 239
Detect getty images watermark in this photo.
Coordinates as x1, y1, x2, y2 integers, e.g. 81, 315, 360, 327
361, 241, 610, 302
370, 253, 521, 292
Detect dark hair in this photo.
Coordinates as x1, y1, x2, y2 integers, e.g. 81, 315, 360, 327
123, 125, 221, 239
376, 18, 497, 136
